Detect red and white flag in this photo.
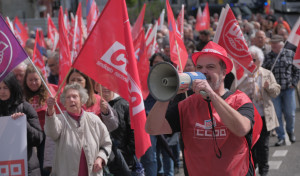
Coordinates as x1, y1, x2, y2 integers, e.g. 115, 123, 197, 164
195, 2, 210, 31
72, 0, 151, 158
5, 16, 14, 33
166, 0, 188, 72
32, 29, 47, 79
176, 4, 184, 39
287, 16, 300, 47
157, 9, 165, 31
58, 7, 72, 86
86, 0, 98, 34
13, 16, 28, 47
134, 29, 149, 99
145, 22, 158, 60
38, 29, 46, 48
131, 4, 146, 41
47, 14, 59, 51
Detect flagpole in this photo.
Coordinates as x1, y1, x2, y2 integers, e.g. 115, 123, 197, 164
175, 40, 188, 98
26, 57, 72, 129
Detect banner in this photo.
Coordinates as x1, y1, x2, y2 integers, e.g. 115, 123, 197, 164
0, 15, 28, 82
0, 115, 27, 176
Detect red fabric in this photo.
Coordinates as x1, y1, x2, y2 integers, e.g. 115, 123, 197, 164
72, 0, 151, 158
293, 40, 300, 69
78, 149, 88, 176
296, 25, 300, 36
214, 6, 255, 73
145, 22, 158, 60
38, 30, 46, 48
176, 5, 184, 38
32, 29, 47, 78
13, 16, 29, 47
195, 2, 210, 31
86, 0, 98, 34
274, 21, 291, 33
83, 94, 101, 116
166, 0, 188, 72
178, 90, 256, 175
131, 4, 146, 41
47, 14, 58, 49
58, 7, 72, 87
133, 30, 149, 100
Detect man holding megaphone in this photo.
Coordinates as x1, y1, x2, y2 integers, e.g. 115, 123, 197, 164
146, 41, 259, 176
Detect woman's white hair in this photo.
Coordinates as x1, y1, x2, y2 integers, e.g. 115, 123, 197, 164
249, 45, 264, 66
60, 83, 89, 106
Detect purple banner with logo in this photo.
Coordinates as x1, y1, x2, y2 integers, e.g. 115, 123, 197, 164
0, 15, 28, 82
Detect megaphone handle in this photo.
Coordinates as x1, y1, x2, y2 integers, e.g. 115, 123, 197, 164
200, 90, 208, 98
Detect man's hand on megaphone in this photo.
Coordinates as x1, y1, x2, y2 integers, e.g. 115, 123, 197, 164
178, 84, 189, 94
192, 79, 214, 99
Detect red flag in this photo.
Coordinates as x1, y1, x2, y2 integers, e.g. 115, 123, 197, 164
296, 25, 300, 36
157, 9, 165, 31
58, 7, 72, 86
134, 29, 149, 99
195, 2, 210, 31
166, 0, 188, 72
86, 0, 98, 34
38, 29, 46, 48
72, 0, 151, 158
176, 4, 184, 39
293, 39, 300, 69
213, 5, 255, 74
70, 2, 83, 62
13, 16, 29, 47
131, 4, 146, 41
47, 14, 59, 51
32, 29, 47, 79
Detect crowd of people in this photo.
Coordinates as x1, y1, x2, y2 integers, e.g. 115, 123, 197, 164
1, 5, 299, 176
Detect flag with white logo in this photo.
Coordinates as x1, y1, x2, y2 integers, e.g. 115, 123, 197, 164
72, 0, 151, 158
195, 2, 210, 31
176, 4, 184, 39
0, 115, 27, 176
213, 5, 255, 75
0, 15, 28, 82
47, 14, 59, 51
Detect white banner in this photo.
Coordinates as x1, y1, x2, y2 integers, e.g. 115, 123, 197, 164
0, 115, 27, 176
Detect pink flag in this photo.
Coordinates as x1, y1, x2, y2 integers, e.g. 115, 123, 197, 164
166, 0, 188, 72
0, 15, 28, 81
72, 0, 151, 158
13, 16, 29, 47
195, 2, 210, 31
176, 5, 184, 39
32, 29, 47, 79
131, 4, 146, 41
58, 7, 72, 86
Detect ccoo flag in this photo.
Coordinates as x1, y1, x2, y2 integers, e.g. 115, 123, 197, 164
0, 15, 28, 82
72, 0, 151, 158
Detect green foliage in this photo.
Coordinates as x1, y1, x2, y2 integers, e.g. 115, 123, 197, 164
128, 0, 165, 25
126, 0, 138, 7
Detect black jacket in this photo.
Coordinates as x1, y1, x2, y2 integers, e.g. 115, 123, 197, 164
109, 97, 135, 166
0, 101, 43, 176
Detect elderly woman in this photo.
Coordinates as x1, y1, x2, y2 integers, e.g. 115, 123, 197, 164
66, 68, 118, 132
232, 45, 280, 176
0, 73, 43, 175
45, 83, 112, 176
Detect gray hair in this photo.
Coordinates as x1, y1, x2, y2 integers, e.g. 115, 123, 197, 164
14, 61, 28, 70
249, 45, 264, 66
60, 83, 89, 106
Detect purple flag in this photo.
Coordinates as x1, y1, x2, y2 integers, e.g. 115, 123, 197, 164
0, 15, 28, 82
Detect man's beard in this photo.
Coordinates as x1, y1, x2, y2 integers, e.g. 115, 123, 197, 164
207, 74, 223, 91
